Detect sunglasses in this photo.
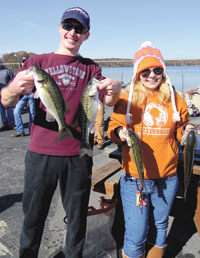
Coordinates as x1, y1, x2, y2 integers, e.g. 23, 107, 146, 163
140, 67, 163, 78
61, 21, 87, 35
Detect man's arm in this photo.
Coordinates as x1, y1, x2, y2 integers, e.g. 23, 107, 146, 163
1, 70, 34, 107
1, 84, 21, 107
98, 78, 122, 106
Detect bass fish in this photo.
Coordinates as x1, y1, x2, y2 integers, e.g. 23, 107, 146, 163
183, 129, 198, 201
28, 65, 73, 141
79, 78, 100, 157
126, 128, 146, 191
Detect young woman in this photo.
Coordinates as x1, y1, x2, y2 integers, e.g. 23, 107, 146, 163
108, 41, 194, 258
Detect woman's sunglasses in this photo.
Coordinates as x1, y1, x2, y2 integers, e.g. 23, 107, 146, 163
140, 67, 163, 78
61, 21, 87, 35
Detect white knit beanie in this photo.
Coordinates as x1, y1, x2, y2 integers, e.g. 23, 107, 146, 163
126, 41, 180, 124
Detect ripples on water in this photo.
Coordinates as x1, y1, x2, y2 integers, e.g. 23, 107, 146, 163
102, 66, 200, 91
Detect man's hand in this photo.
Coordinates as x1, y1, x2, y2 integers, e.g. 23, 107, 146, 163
98, 78, 122, 106
9, 70, 34, 95
1, 70, 34, 107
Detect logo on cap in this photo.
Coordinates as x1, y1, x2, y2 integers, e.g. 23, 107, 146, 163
67, 8, 89, 19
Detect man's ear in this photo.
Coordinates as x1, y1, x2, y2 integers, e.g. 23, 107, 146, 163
58, 23, 62, 32
84, 32, 90, 41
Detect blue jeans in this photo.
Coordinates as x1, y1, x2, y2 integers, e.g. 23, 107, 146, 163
0, 100, 15, 127
14, 94, 35, 134
120, 172, 178, 258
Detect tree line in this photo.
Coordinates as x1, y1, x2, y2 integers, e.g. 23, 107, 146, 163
2, 51, 35, 63
1, 51, 36, 73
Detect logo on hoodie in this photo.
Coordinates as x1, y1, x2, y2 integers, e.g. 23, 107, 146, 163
143, 103, 169, 136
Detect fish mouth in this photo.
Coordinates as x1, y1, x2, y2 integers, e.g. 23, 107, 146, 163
37, 79, 45, 83
88, 93, 96, 97
27, 65, 44, 82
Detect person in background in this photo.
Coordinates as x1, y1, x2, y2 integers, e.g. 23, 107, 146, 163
108, 41, 195, 258
94, 101, 105, 149
1, 7, 121, 258
11, 56, 36, 137
0, 58, 15, 131
191, 104, 199, 117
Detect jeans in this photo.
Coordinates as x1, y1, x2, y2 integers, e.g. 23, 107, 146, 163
120, 172, 178, 258
0, 100, 14, 127
19, 150, 92, 258
14, 94, 35, 134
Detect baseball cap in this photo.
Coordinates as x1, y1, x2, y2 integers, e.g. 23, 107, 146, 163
61, 7, 90, 31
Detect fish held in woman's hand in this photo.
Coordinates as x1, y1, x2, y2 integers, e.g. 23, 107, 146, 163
183, 129, 198, 201
126, 128, 146, 191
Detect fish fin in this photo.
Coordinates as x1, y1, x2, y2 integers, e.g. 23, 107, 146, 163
97, 102, 101, 110
64, 100, 71, 114
34, 90, 39, 99
183, 190, 187, 202
46, 111, 56, 122
79, 147, 93, 158
58, 127, 74, 141
90, 125, 96, 134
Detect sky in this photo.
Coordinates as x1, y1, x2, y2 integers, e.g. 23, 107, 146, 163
1, 0, 200, 60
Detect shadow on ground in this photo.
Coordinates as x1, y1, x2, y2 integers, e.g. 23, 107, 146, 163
0, 193, 23, 213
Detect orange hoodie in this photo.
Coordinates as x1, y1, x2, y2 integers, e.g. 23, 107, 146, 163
107, 91, 190, 179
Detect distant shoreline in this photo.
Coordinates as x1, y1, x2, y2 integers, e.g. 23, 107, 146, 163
94, 58, 200, 68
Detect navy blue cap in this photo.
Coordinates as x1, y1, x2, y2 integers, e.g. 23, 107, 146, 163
61, 7, 90, 31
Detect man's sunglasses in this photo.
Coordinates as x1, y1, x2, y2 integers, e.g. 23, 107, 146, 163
61, 22, 87, 35
140, 67, 163, 78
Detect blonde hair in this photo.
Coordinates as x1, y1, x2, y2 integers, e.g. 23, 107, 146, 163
126, 78, 171, 105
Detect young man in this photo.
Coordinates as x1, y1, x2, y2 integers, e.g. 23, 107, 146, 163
1, 7, 121, 258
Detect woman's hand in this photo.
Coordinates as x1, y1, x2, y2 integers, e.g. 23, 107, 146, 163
117, 126, 128, 142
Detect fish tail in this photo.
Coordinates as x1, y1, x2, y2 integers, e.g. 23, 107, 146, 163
79, 143, 93, 158
58, 127, 73, 141
79, 148, 93, 158
184, 190, 187, 202
184, 182, 189, 202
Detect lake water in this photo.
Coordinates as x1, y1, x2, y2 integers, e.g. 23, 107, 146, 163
102, 65, 200, 92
